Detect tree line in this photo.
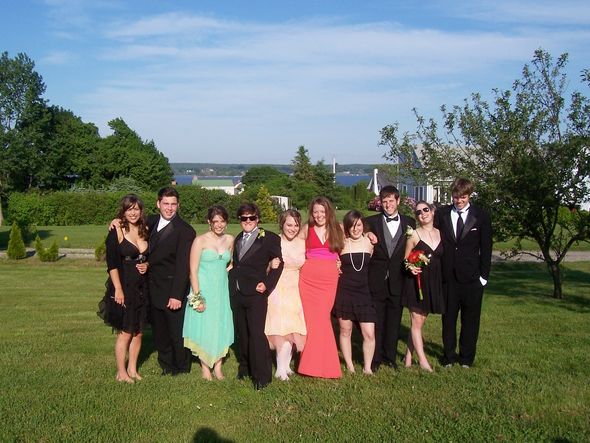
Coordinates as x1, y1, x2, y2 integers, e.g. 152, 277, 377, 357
0, 52, 172, 226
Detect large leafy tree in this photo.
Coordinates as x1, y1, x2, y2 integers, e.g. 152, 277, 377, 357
382, 49, 590, 298
46, 106, 102, 188
84, 118, 172, 190
0, 52, 47, 225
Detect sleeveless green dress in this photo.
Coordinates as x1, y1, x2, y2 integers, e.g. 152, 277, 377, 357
183, 249, 234, 368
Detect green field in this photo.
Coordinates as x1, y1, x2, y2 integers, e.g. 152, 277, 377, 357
1, 258, 589, 442
2, 223, 589, 252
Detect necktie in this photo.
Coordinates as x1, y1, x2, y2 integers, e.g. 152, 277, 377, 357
456, 210, 464, 240
385, 215, 399, 223
241, 232, 251, 249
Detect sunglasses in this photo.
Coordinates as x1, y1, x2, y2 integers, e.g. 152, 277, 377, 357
414, 207, 431, 216
239, 215, 258, 222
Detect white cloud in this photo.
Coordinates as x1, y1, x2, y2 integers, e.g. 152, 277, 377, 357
63, 8, 590, 162
40, 50, 74, 65
447, 0, 590, 26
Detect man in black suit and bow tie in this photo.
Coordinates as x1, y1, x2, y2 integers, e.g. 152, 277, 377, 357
435, 178, 492, 368
147, 187, 196, 375
229, 203, 283, 389
366, 186, 416, 371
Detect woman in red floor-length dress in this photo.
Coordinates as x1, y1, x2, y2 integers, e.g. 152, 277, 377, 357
298, 196, 344, 378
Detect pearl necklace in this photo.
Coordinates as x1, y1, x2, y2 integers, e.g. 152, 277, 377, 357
348, 237, 365, 272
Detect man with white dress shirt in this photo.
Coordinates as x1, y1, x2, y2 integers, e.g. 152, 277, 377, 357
434, 178, 492, 368
365, 186, 416, 371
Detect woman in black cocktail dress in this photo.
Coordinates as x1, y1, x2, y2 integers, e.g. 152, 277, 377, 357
98, 194, 149, 383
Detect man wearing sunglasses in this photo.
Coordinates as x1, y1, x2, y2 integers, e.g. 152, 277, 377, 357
435, 178, 492, 368
229, 203, 283, 389
365, 185, 416, 371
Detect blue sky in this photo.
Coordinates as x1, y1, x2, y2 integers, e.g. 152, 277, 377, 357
2, 0, 589, 164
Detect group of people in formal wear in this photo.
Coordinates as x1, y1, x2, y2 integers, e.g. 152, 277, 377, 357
98, 177, 492, 389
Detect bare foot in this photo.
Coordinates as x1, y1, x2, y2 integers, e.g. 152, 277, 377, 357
346, 365, 356, 373
115, 373, 134, 384
201, 367, 213, 381
404, 354, 413, 368
362, 368, 374, 375
213, 370, 225, 380
127, 371, 142, 381
419, 362, 433, 373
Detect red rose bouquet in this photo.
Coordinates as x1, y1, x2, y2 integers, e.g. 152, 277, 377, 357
404, 250, 431, 300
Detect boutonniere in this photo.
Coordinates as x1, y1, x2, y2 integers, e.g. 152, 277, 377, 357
405, 226, 415, 239
257, 228, 266, 239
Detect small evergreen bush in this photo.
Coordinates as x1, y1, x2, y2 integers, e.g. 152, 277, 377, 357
35, 235, 59, 262
7, 222, 27, 260
95, 236, 107, 261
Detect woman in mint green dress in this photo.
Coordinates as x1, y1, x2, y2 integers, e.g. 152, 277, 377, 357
183, 206, 234, 380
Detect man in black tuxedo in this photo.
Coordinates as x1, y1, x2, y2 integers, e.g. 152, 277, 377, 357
435, 178, 492, 367
147, 187, 196, 375
229, 203, 283, 389
366, 185, 416, 371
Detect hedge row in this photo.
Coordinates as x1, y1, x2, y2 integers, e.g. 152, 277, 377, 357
7, 185, 244, 226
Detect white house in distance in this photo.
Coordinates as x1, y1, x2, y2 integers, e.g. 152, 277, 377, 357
192, 176, 242, 195
367, 168, 450, 204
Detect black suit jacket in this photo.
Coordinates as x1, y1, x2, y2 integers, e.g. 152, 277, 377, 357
229, 229, 283, 297
147, 214, 196, 309
435, 204, 492, 284
365, 213, 416, 298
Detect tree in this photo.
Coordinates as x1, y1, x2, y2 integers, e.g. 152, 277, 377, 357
92, 118, 172, 190
382, 49, 590, 299
291, 145, 315, 183
7, 222, 27, 259
0, 52, 47, 225
46, 106, 101, 189
312, 160, 337, 203
241, 166, 290, 196
254, 185, 278, 223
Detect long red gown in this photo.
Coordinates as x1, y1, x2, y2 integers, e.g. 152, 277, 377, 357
297, 226, 342, 378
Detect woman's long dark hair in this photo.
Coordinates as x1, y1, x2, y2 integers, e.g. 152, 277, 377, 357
116, 194, 149, 239
307, 196, 344, 253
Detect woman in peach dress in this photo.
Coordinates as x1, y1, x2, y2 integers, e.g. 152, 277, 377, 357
265, 210, 307, 380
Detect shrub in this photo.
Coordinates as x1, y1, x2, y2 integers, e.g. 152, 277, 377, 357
174, 185, 239, 223
7, 222, 27, 260
6, 186, 242, 227
7, 190, 158, 226
35, 235, 59, 262
95, 236, 107, 261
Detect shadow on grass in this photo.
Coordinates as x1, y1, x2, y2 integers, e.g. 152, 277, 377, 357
0, 229, 8, 249
138, 327, 155, 369
345, 317, 444, 367
0, 228, 53, 250
489, 262, 590, 313
193, 427, 235, 442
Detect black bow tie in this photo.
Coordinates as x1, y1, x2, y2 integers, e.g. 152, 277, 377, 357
385, 215, 399, 223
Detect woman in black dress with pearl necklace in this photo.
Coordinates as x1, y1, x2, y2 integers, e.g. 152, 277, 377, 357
333, 210, 376, 374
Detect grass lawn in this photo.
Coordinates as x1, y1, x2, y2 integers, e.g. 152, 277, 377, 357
2, 222, 589, 252
1, 258, 589, 442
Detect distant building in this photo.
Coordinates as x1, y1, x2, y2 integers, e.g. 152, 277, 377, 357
271, 195, 290, 211
192, 176, 243, 195
367, 168, 451, 204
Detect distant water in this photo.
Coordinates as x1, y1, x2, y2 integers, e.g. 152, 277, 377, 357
174, 175, 370, 187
